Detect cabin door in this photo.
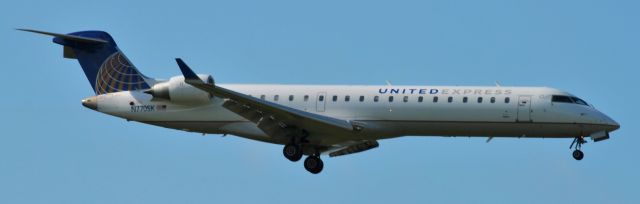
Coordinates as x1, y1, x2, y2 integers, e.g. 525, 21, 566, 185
316, 92, 326, 112
517, 95, 532, 122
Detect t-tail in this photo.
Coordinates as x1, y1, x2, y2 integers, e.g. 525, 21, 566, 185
18, 29, 154, 95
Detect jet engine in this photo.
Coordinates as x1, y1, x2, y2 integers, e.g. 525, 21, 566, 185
145, 74, 214, 105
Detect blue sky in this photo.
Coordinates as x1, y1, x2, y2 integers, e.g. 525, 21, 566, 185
1, 0, 638, 203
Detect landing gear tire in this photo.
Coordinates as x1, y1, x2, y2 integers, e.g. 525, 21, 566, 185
570, 136, 587, 161
572, 150, 584, 161
283, 144, 303, 162
304, 156, 324, 174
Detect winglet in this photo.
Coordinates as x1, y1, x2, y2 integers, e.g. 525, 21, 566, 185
176, 58, 202, 82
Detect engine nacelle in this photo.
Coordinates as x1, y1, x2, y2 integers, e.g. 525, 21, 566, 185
145, 74, 214, 105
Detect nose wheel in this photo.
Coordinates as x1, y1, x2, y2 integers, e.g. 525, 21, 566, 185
569, 136, 586, 161
572, 149, 584, 160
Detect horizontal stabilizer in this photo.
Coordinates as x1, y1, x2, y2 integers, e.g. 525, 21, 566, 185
17, 28, 109, 44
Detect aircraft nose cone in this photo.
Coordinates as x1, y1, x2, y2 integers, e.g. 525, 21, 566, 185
81, 96, 97, 110
609, 120, 620, 131
601, 113, 620, 131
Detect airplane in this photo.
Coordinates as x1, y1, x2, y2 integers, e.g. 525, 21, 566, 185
20, 29, 620, 174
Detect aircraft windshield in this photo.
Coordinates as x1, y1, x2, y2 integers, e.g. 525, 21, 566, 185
551, 95, 589, 106
571, 97, 589, 106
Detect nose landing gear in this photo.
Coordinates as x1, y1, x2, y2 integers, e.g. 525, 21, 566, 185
570, 136, 586, 160
572, 149, 584, 160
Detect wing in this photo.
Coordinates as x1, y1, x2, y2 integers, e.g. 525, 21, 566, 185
175, 58, 358, 145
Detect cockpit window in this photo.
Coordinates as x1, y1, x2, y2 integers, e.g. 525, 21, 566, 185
552, 95, 573, 103
571, 97, 589, 106
552, 95, 589, 106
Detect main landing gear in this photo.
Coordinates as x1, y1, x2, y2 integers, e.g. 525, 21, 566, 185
304, 154, 323, 174
283, 144, 303, 162
282, 144, 324, 174
570, 136, 586, 160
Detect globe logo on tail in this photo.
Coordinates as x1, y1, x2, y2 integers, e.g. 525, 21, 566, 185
94, 51, 150, 94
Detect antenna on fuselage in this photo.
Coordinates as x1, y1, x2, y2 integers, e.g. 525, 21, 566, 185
494, 81, 502, 87
385, 80, 392, 86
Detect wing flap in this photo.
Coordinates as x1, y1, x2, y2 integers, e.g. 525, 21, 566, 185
329, 140, 379, 157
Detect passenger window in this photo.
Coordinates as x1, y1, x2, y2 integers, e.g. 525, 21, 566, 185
433, 96, 438, 103
260, 95, 265, 100
289, 95, 294, 101
477, 97, 483, 103
374, 96, 379, 102
319, 95, 324, 101
448, 97, 453, 103
418, 96, 423, 102
304, 95, 309, 102
345, 95, 350, 102
490, 97, 495, 103
403, 96, 409, 102
505, 97, 510, 103
332, 95, 338, 102
463, 97, 468, 103
359, 96, 364, 102
389, 96, 394, 102
274, 95, 279, 101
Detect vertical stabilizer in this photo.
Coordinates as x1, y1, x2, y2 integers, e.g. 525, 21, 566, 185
19, 29, 153, 94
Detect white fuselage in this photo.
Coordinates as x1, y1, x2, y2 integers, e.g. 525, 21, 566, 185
89, 84, 619, 146
25, 28, 619, 173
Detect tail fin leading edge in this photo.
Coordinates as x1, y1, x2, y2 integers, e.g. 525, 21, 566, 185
19, 29, 152, 94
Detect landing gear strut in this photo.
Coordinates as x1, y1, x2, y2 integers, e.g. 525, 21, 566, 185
570, 136, 586, 160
